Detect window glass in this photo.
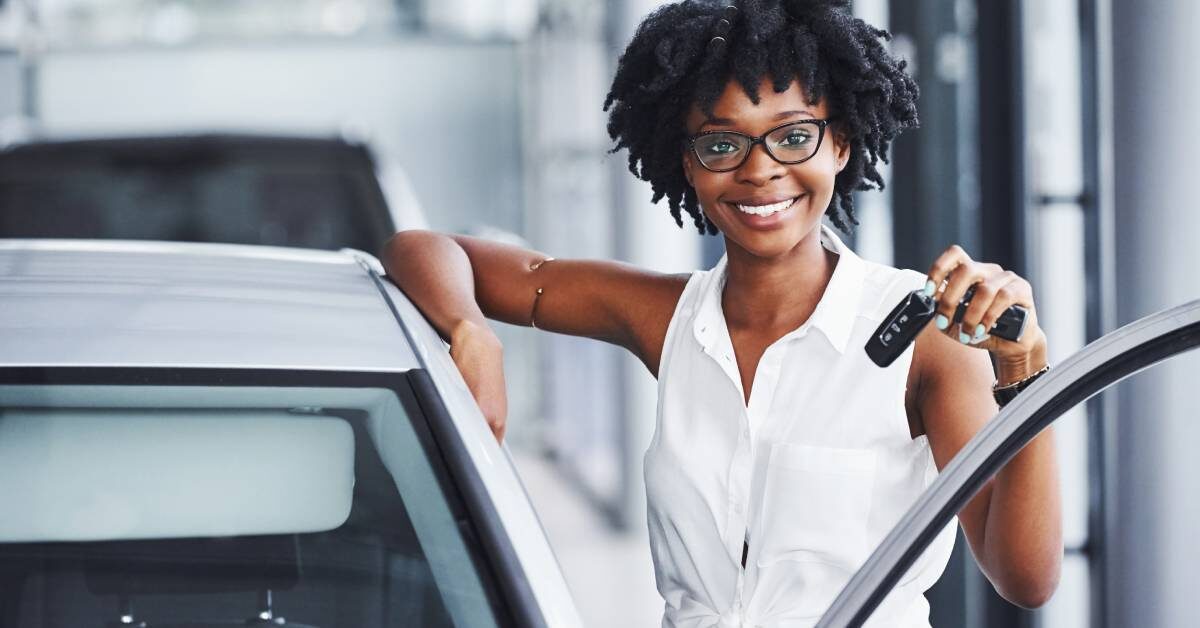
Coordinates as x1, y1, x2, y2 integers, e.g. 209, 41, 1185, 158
0, 381, 504, 628
0, 146, 387, 252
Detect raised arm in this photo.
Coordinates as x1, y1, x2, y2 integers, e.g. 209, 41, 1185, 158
379, 230, 686, 438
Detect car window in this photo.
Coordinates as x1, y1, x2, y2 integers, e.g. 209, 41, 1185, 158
0, 376, 507, 628
0, 147, 389, 252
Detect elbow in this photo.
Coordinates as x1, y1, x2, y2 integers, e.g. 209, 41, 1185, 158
996, 555, 1062, 609
1004, 582, 1058, 610
381, 228, 429, 258
380, 229, 435, 274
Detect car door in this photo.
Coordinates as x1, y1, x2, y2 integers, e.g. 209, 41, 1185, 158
816, 299, 1200, 627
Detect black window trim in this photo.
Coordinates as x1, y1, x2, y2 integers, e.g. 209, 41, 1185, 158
354, 253, 553, 628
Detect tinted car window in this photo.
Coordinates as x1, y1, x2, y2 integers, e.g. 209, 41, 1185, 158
0, 379, 505, 628
0, 138, 393, 252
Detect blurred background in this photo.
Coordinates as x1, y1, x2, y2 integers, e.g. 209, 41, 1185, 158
1, 0, 1196, 626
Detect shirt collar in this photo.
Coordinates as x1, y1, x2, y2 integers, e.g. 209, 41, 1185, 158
692, 223, 865, 355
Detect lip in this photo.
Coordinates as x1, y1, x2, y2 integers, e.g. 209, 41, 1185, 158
724, 195, 803, 230
725, 194, 800, 207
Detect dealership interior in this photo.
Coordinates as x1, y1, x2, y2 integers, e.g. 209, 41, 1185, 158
1, 0, 1197, 626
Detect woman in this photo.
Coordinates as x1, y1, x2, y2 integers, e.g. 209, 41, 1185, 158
381, 0, 1061, 625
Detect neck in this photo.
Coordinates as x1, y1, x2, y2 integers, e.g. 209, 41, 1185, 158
721, 226, 839, 331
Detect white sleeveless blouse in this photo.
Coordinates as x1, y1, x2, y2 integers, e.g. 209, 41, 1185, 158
644, 224, 957, 628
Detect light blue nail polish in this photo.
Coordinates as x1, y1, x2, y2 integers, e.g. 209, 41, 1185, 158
935, 314, 949, 330
923, 280, 936, 298
974, 324, 986, 339
959, 331, 971, 344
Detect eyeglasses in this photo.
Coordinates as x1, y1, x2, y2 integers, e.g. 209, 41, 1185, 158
687, 119, 831, 173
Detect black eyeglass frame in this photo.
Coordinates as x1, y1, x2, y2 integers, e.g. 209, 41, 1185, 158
686, 118, 832, 173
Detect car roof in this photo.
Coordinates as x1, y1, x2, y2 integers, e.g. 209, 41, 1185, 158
0, 239, 421, 370
0, 133, 376, 162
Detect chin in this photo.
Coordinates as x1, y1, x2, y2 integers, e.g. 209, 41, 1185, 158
727, 230, 808, 260
726, 219, 821, 260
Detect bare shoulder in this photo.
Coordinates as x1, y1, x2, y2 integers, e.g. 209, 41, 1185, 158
539, 259, 689, 377
618, 269, 691, 377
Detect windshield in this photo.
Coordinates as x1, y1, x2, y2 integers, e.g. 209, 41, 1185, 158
0, 140, 390, 252
0, 373, 507, 628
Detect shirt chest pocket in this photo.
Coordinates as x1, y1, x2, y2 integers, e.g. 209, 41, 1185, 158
757, 441, 877, 570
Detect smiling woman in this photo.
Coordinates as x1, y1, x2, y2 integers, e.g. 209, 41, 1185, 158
382, 0, 1061, 625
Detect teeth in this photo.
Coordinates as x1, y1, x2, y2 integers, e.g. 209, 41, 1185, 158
735, 198, 795, 216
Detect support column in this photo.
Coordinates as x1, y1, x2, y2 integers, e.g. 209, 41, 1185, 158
1110, 2, 1200, 626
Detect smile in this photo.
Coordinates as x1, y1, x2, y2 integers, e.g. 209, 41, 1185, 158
732, 197, 799, 217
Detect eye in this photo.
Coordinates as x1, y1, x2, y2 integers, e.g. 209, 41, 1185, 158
705, 140, 740, 155
777, 130, 813, 148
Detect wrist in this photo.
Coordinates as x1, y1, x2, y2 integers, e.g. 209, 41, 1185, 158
995, 331, 1048, 386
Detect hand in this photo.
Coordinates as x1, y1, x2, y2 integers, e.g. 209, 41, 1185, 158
449, 319, 509, 442
924, 245, 1049, 383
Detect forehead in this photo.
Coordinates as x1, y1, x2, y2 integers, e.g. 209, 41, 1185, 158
685, 78, 827, 132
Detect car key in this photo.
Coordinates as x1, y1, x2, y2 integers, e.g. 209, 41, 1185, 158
865, 283, 1028, 367
952, 284, 1028, 342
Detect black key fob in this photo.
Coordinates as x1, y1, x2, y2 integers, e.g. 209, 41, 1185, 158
864, 290, 937, 367
865, 284, 1029, 367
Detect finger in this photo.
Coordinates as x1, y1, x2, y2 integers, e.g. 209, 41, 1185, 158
959, 270, 1015, 343
487, 400, 508, 441
980, 275, 1034, 336
486, 411, 504, 435
924, 244, 971, 297
934, 262, 993, 340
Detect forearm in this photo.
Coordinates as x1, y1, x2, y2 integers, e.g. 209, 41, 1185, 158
981, 424, 1062, 607
981, 337, 1062, 607
380, 230, 490, 341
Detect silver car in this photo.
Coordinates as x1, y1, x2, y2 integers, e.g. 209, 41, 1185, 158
0, 239, 582, 628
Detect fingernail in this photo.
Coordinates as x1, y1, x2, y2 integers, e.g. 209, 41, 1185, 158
935, 314, 949, 330
974, 324, 986, 340
959, 331, 971, 344
923, 280, 936, 298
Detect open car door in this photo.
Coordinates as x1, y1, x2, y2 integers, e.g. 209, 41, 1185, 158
817, 299, 1200, 627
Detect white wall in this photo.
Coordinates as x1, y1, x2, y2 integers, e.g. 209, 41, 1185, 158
34, 40, 525, 235
0, 53, 17, 110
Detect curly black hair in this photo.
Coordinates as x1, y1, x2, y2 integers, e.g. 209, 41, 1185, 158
604, 0, 919, 235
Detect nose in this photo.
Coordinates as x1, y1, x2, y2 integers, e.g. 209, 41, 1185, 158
735, 141, 785, 187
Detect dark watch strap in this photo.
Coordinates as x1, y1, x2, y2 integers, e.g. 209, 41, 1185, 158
993, 364, 1051, 408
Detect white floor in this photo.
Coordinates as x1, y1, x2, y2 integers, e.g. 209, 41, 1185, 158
510, 451, 663, 628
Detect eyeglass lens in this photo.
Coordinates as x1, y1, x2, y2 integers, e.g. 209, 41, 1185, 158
692, 121, 822, 171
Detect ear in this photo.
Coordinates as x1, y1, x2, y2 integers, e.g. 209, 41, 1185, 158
832, 128, 851, 173
682, 151, 695, 187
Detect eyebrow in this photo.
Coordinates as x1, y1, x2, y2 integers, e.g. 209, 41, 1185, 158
699, 110, 815, 130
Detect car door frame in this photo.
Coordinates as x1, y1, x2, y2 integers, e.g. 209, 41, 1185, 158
816, 299, 1200, 627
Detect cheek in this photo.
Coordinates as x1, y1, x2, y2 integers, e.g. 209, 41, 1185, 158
794, 158, 841, 188
690, 171, 727, 202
